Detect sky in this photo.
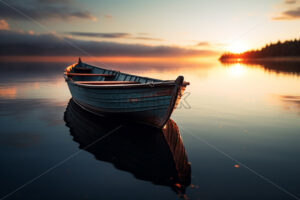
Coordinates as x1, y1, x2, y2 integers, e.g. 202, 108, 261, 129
0, 0, 300, 61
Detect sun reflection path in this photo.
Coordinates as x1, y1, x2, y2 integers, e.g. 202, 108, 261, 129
227, 63, 246, 78
0, 86, 17, 99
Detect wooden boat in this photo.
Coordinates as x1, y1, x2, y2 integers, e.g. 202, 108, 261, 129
64, 58, 189, 128
64, 99, 191, 196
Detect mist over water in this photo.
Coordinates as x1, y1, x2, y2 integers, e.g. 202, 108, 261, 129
0, 60, 300, 200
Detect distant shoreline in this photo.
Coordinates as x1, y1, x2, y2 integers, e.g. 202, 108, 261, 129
220, 56, 300, 62
219, 38, 300, 62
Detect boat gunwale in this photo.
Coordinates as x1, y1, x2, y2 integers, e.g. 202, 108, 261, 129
65, 62, 162, 81
83, 62, 163, 82
64, 62, 189, 88
64, 62, 182, 88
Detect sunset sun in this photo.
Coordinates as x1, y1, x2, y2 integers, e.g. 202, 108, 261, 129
227, 42, 248, 54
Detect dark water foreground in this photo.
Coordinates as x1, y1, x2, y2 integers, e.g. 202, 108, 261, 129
0, 61, 300, 200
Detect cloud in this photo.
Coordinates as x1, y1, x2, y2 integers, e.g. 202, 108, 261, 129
131, 37, 163, 41
66, 31, 163, 41
0, 19, 9, 30
273, 7, 300, 20
67, 32, 130, 38
0, 29, 217, 57
0, 0, 96, 21
37, 0, 72, 3
195, 41, 211, 46
285, 0, 297, 4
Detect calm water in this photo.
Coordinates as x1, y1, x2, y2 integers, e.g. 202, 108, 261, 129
0, 60, 300, 200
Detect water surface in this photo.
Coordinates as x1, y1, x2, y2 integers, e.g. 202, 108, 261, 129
0, 60, 300, 200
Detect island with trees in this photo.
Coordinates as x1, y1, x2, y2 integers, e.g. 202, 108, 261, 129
219, 39, 300, 61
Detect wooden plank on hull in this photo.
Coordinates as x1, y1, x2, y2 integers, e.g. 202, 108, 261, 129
66, 73, 115, 77
75, 81, 139, 85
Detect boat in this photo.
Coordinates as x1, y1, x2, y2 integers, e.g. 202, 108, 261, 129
64, 58, 189, 128
64, 99, 191, 196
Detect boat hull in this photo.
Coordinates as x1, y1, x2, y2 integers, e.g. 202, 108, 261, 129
66, 81, 182, 128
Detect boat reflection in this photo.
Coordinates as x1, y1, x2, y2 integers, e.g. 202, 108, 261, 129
64, 99, 191, 197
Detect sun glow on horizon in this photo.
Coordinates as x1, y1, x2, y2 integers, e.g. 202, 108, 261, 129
227, 41, 248, 54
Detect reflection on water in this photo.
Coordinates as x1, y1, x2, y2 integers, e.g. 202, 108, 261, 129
0, 62, 67, 82
0, 98, 66, 126
220, 59, 300, 76
0, 132, 40, 148
0, 86, 16, 99
280, 95, 300, 106
277, 95, 300, 115
64, 99, 191, 197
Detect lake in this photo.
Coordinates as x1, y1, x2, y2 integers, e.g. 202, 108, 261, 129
0, 60, 300, 200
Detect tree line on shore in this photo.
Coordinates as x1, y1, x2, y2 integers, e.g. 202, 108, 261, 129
219, 38, 300, 60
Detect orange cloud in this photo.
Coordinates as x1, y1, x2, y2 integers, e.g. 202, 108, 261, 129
273, 7, 300, 20
0, 19, 9, 30
285, 0, 297, 4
